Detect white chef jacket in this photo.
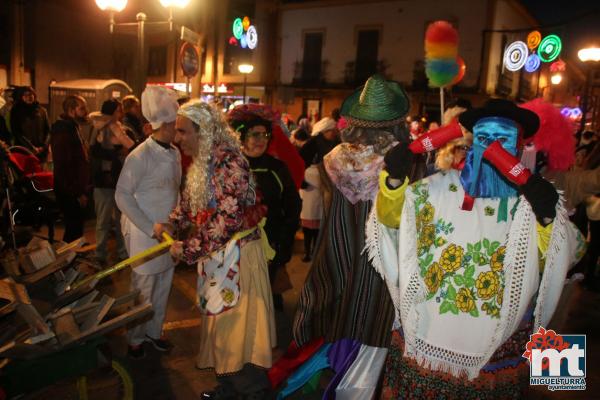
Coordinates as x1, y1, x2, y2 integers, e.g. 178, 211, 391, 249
115, 137, 181, 275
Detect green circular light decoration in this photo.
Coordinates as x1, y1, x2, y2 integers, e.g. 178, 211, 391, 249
537, 35, 562, 62
232, 18, 244, 40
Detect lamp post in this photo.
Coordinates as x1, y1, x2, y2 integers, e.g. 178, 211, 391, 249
238, 63, 254, 104
578, 46, 600, 131
95, 0, 191, 97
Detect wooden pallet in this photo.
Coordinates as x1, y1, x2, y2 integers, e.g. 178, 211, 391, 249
0, 276, 151, 360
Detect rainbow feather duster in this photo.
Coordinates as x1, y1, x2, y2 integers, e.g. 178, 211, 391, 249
425, 21, 459, 87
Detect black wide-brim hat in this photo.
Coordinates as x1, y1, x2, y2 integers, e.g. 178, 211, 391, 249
458, 98, 540, 138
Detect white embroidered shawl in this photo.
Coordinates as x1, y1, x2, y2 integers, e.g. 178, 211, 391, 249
365, 170, 580, 379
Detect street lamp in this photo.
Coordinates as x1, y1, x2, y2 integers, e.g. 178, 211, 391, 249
578, 45, 600, 130
95, 0, 127, 33
551, 73, 562, 85
96, 0, 191, 96
238, 63, 254, 104
159, 0, 191, 31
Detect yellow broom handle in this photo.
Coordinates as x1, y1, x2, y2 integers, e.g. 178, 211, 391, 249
71, 232, 174, 290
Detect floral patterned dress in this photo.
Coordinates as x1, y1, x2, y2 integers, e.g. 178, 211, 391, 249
169, 140, 276, 375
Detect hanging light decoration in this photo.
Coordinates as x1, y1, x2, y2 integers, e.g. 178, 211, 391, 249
246, 25, 258, 50
524, 53, 541, 72
538, 35, 562, 62
229, 16, 258, 50
504, 41, 528, 71
550, 59, 566, 72
527, 31, 541, 50
232, 18, 244, 40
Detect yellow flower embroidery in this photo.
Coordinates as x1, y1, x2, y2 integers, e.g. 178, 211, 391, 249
420, 202, 434, 225
482, 302, 500, 317
490, 246, 506, 273
439, 244, 464, 273
497, 285, 503, 305
418, 224, 436, 254
221, 288, 235, 305
435, 237, 447, 247
456, 288, 476, 313
475, 271, 499, 300
424, 262, 444, 294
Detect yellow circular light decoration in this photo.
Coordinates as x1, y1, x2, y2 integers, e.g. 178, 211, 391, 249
527, 31, 541, 50
242, 16, 250, 31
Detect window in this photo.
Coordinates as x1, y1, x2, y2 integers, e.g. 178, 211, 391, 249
302, 32, 323, 83
355, 29, 379, 83
148, 46, 167, 77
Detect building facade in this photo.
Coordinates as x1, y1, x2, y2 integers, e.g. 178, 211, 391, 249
273, 0, 587, 126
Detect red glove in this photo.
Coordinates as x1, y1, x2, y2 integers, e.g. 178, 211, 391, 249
482, 141, 532, 186
408, 120, 463, 153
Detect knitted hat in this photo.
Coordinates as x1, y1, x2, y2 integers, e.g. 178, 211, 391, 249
340, 74, 410, 128
459, 98, 539, 138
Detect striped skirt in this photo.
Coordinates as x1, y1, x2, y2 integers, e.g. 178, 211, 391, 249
292, 187, 395, 348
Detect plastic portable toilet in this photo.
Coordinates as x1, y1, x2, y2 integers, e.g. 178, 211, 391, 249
49, 79, 132, 123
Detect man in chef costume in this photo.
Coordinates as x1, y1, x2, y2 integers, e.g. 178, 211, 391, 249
115, 86, 182, 359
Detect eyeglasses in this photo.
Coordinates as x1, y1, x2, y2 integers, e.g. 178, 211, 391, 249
247, 131, 271, 140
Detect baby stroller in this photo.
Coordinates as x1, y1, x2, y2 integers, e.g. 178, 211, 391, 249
0, 142, 57, 245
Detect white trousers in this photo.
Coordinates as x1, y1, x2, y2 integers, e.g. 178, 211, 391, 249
127, 267, 174, 346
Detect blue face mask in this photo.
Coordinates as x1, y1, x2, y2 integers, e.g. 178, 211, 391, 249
460, 117, 519, 199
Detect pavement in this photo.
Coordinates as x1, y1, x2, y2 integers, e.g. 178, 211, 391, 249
19, 221, 600, 399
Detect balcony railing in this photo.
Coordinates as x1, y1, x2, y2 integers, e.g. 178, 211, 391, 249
292, 60, 329, 85
344, 60, 389, 86
290, 59, 389, 87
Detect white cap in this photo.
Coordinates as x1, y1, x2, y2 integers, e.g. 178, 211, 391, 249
141, 86, 179, 130
311, 117, 337, 136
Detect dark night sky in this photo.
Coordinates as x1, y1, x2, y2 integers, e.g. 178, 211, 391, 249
520, 0, 600, 62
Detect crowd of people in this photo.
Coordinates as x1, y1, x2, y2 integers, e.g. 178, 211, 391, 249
1, 74, 599, 399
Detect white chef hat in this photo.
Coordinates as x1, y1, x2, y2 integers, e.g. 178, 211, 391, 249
141, 86, 179, 130
311, 116, 337, 136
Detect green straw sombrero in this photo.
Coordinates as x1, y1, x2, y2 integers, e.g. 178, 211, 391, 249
341, 74, 410, 128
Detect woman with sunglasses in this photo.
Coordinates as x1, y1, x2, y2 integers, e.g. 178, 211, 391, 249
232, 115, 301, 311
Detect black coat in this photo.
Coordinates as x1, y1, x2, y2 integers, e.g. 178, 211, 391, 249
299, 133, 340, 168
10, 102, 50, 150
247, 153, 301, 265
50, 116, 89, 197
